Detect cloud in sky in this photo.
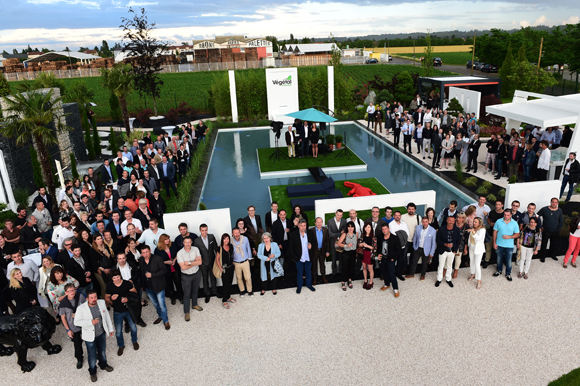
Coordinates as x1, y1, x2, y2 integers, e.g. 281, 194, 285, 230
0, 0, 578, 51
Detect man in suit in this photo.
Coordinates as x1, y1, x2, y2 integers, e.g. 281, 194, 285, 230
407, 217, 437, 281
413, 107, 424, 127
67, 244, 93, 296
466, 132, 481, 173
157, 155, 178, 199
377, 223, 402, 297
286, 219, 316, 294
31, 186, 54, 216
431, 127, 443, 168
39, 237, 59, 262
264, 201, 279, 233
365, 206, 387, 234
308, 217, 330, 285
102, 188, 120, 214
193, 224, 218, 303
271, 209, 295, 285
87, 167, 103, 196
298, 120, 309, 158
100, 159, 115, 185
106, 211, 123, 241
327, 209, 347, 278
243, 205, 263, 235
182, 136, 195, 166
285, 126, 296, 158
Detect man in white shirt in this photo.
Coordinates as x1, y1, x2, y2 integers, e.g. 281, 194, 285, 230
536, 140, 551, 181
388, 211, 410, 281
52, 217, 75, 251
348, 209, 363, 235
401, 203, 421, 276
138, 218, 165, 251
327, 209, 347, 277
121, 210, 143, 237
265, 201, 279, 232
176, 236, 203, 321
366, 103, 376, 129
402, 118, 414, 153
463, 195, 491, 226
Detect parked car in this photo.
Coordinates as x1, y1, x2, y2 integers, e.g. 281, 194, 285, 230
474, 62, 485, 71
466, 60, 481, 69
433, 57, 442, 66
365, 58, 378, 64
481, 63, 498, 73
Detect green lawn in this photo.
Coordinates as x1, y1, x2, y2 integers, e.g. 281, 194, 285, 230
342, 64, 453, 85
269, 177, 390, 222
258, 147, 365, 173
549, 368, 580, 386
398, 52, 474, 66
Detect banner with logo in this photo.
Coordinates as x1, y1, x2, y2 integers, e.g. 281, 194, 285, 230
266, 68, 299, 123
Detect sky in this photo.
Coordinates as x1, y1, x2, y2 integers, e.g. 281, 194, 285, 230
0, 0, 579, 52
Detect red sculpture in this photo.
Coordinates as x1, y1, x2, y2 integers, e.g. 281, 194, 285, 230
344, 181, 377, 197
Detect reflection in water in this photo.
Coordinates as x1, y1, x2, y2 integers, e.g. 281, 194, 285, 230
233, 132, 243, 178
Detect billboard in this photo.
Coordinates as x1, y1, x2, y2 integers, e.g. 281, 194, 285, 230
266, 67, 299, 123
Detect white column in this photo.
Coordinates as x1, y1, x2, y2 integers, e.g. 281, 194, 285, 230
328, 65, 335, 115
228, 70, 238, 123
0, 150, 18, 212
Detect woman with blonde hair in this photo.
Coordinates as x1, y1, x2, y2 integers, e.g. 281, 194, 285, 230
257, 232, 282, 296
155, 234, 182, 305
91, 234, 115, 299
38, 256, 60, 311
58, 200, 74, 222
453, 212, 469, 278
79, 211, 91, 230
9, 268, 38, 313
464, 205, 477, 229
468, 217, 486, 289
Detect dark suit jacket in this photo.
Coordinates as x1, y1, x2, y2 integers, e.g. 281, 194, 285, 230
413, 112, 424, 125
436, 226, 461, 255
193, 235, 218, 267
243, 215, 263, 234
271, 218, 293, 247
285, 130, 296, 146
106, 221, 123, 240
376, 233, 401, 262
287, 229, 309, 262
89, 174, 103, 194
11, 277, 37, 314
115, 164, 124, 180
468, 139, 481, 156
42, 245, 59, 263
66, 254, 92, 287
327, 217, 347, 240
102, 191, 121, 212
100, 165, 114, 185
307, 226, 330, 258
31, 193, 53, 214
139, 254, 167, 293
157, 162, 176, 180
264, 211, 279, 232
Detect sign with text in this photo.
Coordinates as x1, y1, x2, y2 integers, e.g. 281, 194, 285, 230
266, 68, 299, 122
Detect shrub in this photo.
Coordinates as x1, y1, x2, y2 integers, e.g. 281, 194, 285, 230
455, 161, 464, 182
482, 181, 493, 190
393, 71, 415, 104
475, 186, 489, 195
463, 177, 477, 187
479, 125, 505, 138
498, 189, 506, 198
377, 89, 394, 104
92, 117, 101, 156
13, 188, 30, 209
70, 153, 79, 179
135, 107, 154, 126
166, 108, 179, 125
335, 134, 343, 144
176, 101, 194, 116
123, 130, 144, 145
326, 134, 335, 145
29, 145, 44, 189
109, 92, 122, 122
108, 127, 119, 153
508, 175, 517, 184
447, 97, 464, 117
199, 203, 207, 210
486, 193, 497, 203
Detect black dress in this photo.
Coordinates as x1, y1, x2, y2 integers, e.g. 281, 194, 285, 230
310, 129, 319, 145
221, 247, 235, 303
10, 277, 38, 314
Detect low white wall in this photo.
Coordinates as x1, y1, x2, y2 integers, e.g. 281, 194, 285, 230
505, 180, 561, 210
314, 190, 437, 220
163, 208, 232, 242
449, 87, 481, 119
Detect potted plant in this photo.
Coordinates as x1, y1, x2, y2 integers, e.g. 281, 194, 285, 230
335, 134, 343, 149
326, 134, 335, 150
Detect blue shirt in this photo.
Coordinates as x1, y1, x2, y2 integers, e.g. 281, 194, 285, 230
232, 236, 251, 263
162, 162, 168, 177
122, 151, 134, 162
104, 165, 113, 180
494, 218, 520, 248
315, 227, 323, 249
299, 232, 310, 262
382, 216, 394, 225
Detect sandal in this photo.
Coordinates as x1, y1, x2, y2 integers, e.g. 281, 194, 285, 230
572, 263, 577, 268
523, 273, 528, 280
260, 291, 265, 296
467, 274, 475, 281
476, 281, 481, 289
272, 290, 277, 295
517, 272, 523, 279
228, 298, 237, 303
563, 264, 568, 269
341, 283, 346, 291
348, 280, 353, 289
222, 302, 230, 309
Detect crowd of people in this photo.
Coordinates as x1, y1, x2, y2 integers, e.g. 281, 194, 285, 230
2, 184, 580, 381
364, 96, 577, 198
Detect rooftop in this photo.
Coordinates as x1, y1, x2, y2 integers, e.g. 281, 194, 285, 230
24, 51, 101, 63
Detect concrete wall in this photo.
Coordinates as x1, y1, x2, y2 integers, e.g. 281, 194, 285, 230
505, 180, 561, 211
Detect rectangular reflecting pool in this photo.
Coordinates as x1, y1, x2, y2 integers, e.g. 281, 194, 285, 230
200, 123, 474, 224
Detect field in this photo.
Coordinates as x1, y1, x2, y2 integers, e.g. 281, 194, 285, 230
397, 52, 474, 66
8, 64, 455, 122
369, 45, 473, 54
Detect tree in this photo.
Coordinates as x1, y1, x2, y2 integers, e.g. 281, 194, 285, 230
0, 89, 72, 214
92, 116, 101, 156
120, 7, 168, 116
393, 71, 415, 105
17, 71, 66, 96
517, 43, 527, 63
265, 35, 279, 52
567, 23, 580, 74
70, 153, 79, 179
109, 91, 122, 122
100, 63, 134, 135
447, 97, 464, 117
422, 29, 434, 77
499, 42, 515, 97
507, 62, 557, 94
64, 81, 94, 116
100, 40, 113, 58
0, 75, 11, 118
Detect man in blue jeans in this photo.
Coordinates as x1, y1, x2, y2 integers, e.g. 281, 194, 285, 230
105, 270, 139, 356
139, 245, 170, 330
287, 219, 316, 294
493, 210, 520, 281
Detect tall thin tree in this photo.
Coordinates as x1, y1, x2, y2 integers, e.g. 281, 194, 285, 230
100, 63, 134, 135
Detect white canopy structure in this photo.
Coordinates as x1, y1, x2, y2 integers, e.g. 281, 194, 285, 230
486, 90, 580, 160
23, 51, 101, 65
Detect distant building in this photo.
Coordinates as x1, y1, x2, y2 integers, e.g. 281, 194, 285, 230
342, 48, 361, 57
82, 49, 99, 56
190, 36, 273, 58
280, 43, 341, 56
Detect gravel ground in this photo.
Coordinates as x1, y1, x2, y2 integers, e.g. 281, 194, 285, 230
1, 257, 579, 385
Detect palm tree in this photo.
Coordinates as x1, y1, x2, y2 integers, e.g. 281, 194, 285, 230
100, 64, 134, 135
0, 89, 72, 214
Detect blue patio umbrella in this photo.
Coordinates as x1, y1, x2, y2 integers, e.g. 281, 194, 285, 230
285, 108, 337, 123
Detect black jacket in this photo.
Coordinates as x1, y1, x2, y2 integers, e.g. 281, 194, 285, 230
193, 235, 218, 267
20, 224, 41, 249
66, 254, 93, 287
562, 159, 580, 183
31, 193, 53, 214
271, 218, 293, 247
376, 233, 401, 262
10, 277, 38, 314
243, 215, 263, 234
508, 145, 524, 163
140, 253, 167, 293
432, 132, 442, 150
436, 225, 461, 255
468, 139, 481, 156
286, 230, 309, 262
264, 211, 278, 232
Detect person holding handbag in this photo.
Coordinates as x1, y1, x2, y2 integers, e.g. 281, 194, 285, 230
337, 221, 358, 291
360, 222, 376, 290
518, 218, 542, 279
215, 234, 237, 309
257, 232, 282, 296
